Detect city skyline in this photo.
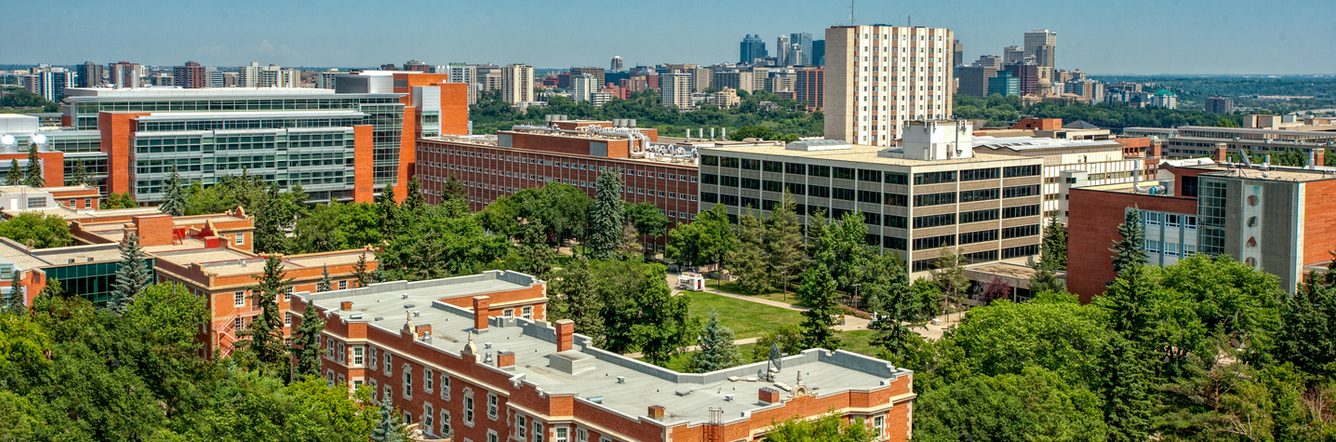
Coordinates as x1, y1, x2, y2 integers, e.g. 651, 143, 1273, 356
5, 0, 1334, 75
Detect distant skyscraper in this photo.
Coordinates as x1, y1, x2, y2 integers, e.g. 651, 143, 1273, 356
77, 61, 103, 88
975, 55, 1003, 69
1005, 63, 1040, 95
659, 72, 692, 109
794, 67, 823, 110
1206, 96, 1235, 114
108, 61, 143, 88
1024, 29, 1057, 68
571, 67, 606, 87
22, 67, 72, 101
790, 32, 814, 65
502, 64, 535, 105
812, 40, 826, 66
571, 74, 596, 103
1003, 45, 1025, 65
952, 40, 965, 66
173, 61, 207, 89
403, 60, 431, 73
610, 56, 624, 73
775, 35, 792, 66
956, 65, 997, 97
987, 70, 1020, 96
825, 24, 954, 145
739, 34, 768, 64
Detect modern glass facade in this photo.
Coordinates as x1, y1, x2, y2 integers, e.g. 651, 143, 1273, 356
43, 260, 154, 306
1197, 178, 1228, 255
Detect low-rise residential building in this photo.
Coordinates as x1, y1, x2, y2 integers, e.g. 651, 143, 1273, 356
294, 271, 916, 441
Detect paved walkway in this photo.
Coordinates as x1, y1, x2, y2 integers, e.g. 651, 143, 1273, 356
667, 272, 961, 338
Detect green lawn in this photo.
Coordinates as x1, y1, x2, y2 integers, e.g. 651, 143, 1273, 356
705, 280, 802, 307
683, 290, 804, 340
658, 330, 882, 373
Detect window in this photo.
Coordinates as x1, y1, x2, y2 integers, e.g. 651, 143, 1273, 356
1003, 224, 1040, 239
487, 393, 498, 420
235, 232, 246, 245
832, 187, 855, 201
960, 188, 998, 202
463, 390, 475, 425
884, 215, 907, 229
522, 306, 533, 319
741, 159, 761, 170
284, 312, 292, 328
555, 427, 569, 442
403, 365, 413, 398
913, 171, 956, 185
440, 374, 451, 400
885, 172, 908, 185
424, 368, 433, 392
1003, 184, 1040, 198
833, 167, 855, 180
488, 431, 499, 442
424, 403, 435, 435
440, 410, 452, 436
785, 162, 806, 175
1003, 204, 1040, 219
383, 385, 393, 402
534, 422, 545, 442
857, 190, 881, 204
913, 192, 956, 207
370, 348, 378, 370
700, 155, 718, 166
958, 229, 998, 244
913, 234, 955, 250
234, 291, 246, 307
960, 168, 999, 181
1003, 164, 1041, 177
384, 353, 392, 375
913, 213, 955, 229
873, 415, 886, 437
517, 415, 527, 439
857, 169, 882, 182
700, 173, 718, 184
959, 209, 999, 224
884, 193, 907, 206
352, 346, 364, 366
720, 157, 739, 168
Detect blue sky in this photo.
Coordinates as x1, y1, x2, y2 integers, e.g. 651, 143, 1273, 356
8, 0, 1335, 74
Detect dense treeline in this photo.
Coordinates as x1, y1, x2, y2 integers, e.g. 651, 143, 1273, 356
0, 87, 58, 112
470, 89, 823, 142
954, 95, 1241, 129
1094, 75, 1336, 114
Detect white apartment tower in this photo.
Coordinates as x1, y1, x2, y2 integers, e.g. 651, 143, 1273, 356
571, 73, 597, 103
824, 25, 955, 146
659, 72, 692, 109
501, 64, 534, 105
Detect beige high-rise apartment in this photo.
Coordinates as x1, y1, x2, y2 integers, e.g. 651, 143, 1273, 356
824, 25, 955, 146
659, 72, 692, 109
1024, 29, 1057, 68
501, 64, 534, 105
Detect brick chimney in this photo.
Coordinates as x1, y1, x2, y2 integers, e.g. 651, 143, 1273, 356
758, 387, 781, 404
497, 351, 515, 368
647, 405, 666, 420
1316, 149, 1326, 168
555, 319, 574, 352
1214, 143, 1229, 163
415, 324, 433, 340
472, 296, 490, 331
1149, 138, 1163, 158
340, 301, 353, 311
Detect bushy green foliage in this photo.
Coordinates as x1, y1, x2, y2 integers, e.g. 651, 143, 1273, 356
0, 212, 72, 248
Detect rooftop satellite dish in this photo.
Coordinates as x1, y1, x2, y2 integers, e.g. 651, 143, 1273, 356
0, 135, 14, 149
30, 133, 48, 146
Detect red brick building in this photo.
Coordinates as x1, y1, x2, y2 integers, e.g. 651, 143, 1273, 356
416, 121, 701, 226
294, 272, 916, 442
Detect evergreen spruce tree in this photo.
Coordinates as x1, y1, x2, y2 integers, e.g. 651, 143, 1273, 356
1111, 209, 1147, 275
691, 310, 742, 372
403, 176, 426, 213
797, 263, 841, 350
4, 159, 21, 185
159, 167, 186, 216
1102, 264, 1156, 340
110, 233, 151, 313
248, 255, 290, 365
867, 253, 915, 358
291, 302, 326, 379
585, 170, 624, 260
353, 252, 373, 287
1041, 213, 1069, 270
71, 160, 90, 186
7, 267, 25, 315
765, 192, 805, 294
24, 145, 43, 187
377, 184, 399, 239
442, 175, 467, 202
1029, 258, 1067, 295
727, 209, 770, 294
1101, 335, 1153, 442
370, 399, 406, 442
317, 264, 332, 292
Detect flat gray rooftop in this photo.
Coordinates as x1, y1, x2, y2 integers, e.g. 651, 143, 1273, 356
304, 271, 910, 426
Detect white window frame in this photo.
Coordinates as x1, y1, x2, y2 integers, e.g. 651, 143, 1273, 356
873, 415, 885, 437
424, 403, 434, 435
441, 374, 451, 400
234, 291, 246, 307
370, 347, 378, 370
555, 427, 569, 442
463, 389, 475, 426
517, 415, 527, 439
402, 364, 413, 399
352, 346, 364, 366
522, 305, 533, 319
235, 232, 245, 245
424, 368, 434, 392
384, 353, 392, 375
440, 410, 452, 437
487, 393, 498, 420
534, 422, 545, 442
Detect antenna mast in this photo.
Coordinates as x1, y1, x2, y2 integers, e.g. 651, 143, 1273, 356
849, 0, 855, 25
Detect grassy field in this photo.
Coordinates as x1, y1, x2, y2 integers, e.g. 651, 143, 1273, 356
683, 290, 803, 340
704, 280, 802, 306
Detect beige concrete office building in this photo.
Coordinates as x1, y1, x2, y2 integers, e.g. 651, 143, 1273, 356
501, 64, 535, 106
824, 25, 955, 146
699, 120, 1043, 275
